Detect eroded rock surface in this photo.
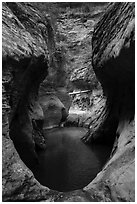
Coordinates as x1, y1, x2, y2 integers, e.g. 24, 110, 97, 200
39, 93, 68, 129
65, 90, 106, 128
2, 2, 135, 202
56, 3, 107, 91
82, 2, 135, 202
2, 2, 69, 201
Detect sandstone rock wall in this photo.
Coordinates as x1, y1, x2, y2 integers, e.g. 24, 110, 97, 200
56, 3, 108, 91
83, 2, 135, 201
2, 2, 68, 201
2, 2, 135, 202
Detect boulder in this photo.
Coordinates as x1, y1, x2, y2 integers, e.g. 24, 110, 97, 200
39, 93, 68, 129
56, 87, 71, 112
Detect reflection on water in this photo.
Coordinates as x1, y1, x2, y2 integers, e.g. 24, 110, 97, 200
34, 127, 112, 192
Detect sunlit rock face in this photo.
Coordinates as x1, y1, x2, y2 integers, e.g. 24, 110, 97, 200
56, 3, 108, 92
82, 2, 135, 202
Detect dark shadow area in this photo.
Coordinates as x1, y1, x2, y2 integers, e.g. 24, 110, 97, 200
33, 127, 112, 192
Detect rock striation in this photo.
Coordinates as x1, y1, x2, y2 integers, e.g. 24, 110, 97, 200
2, 2, 69, 201
2, 2, 135, 202
82, 2, 135, 202
56, 3, 107, 91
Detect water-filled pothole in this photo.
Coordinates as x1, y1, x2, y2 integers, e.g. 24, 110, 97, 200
33, 127, 112, 192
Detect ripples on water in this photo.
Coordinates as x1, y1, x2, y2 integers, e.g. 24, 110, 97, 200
33, 127, 112, 192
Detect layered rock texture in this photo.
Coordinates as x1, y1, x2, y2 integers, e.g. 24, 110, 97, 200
2, 2, 135, 202
56, 3, 107, 91
82, 2, 135, 201
2, 2, 70, 201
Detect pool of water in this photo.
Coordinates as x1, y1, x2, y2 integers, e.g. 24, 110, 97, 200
33, 127, 112, 192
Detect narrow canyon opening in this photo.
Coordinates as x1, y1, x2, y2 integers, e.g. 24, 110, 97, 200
8, 54, 114, 192
3, 2, 134, 201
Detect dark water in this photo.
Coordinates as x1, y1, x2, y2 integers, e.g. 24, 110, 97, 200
34, 127, 112, 192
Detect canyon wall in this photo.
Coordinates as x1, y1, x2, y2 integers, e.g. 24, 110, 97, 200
2, 2, 69, 201
56, 2, 135, 202
2, 2, 135, 202
83, 2, 135, 201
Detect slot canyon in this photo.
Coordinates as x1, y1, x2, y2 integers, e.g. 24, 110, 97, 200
2, 2, 135, 202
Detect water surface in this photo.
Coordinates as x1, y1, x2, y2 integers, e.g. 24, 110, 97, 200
34, 127, 112, 192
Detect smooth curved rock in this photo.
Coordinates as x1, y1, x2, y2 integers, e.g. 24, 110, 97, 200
82, 2, 135, 202
39, 93, 68, 129
3, 2, 135, 202
82, 2, 135, 144
2, 2, 67, 201
56, 87, 71, 112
